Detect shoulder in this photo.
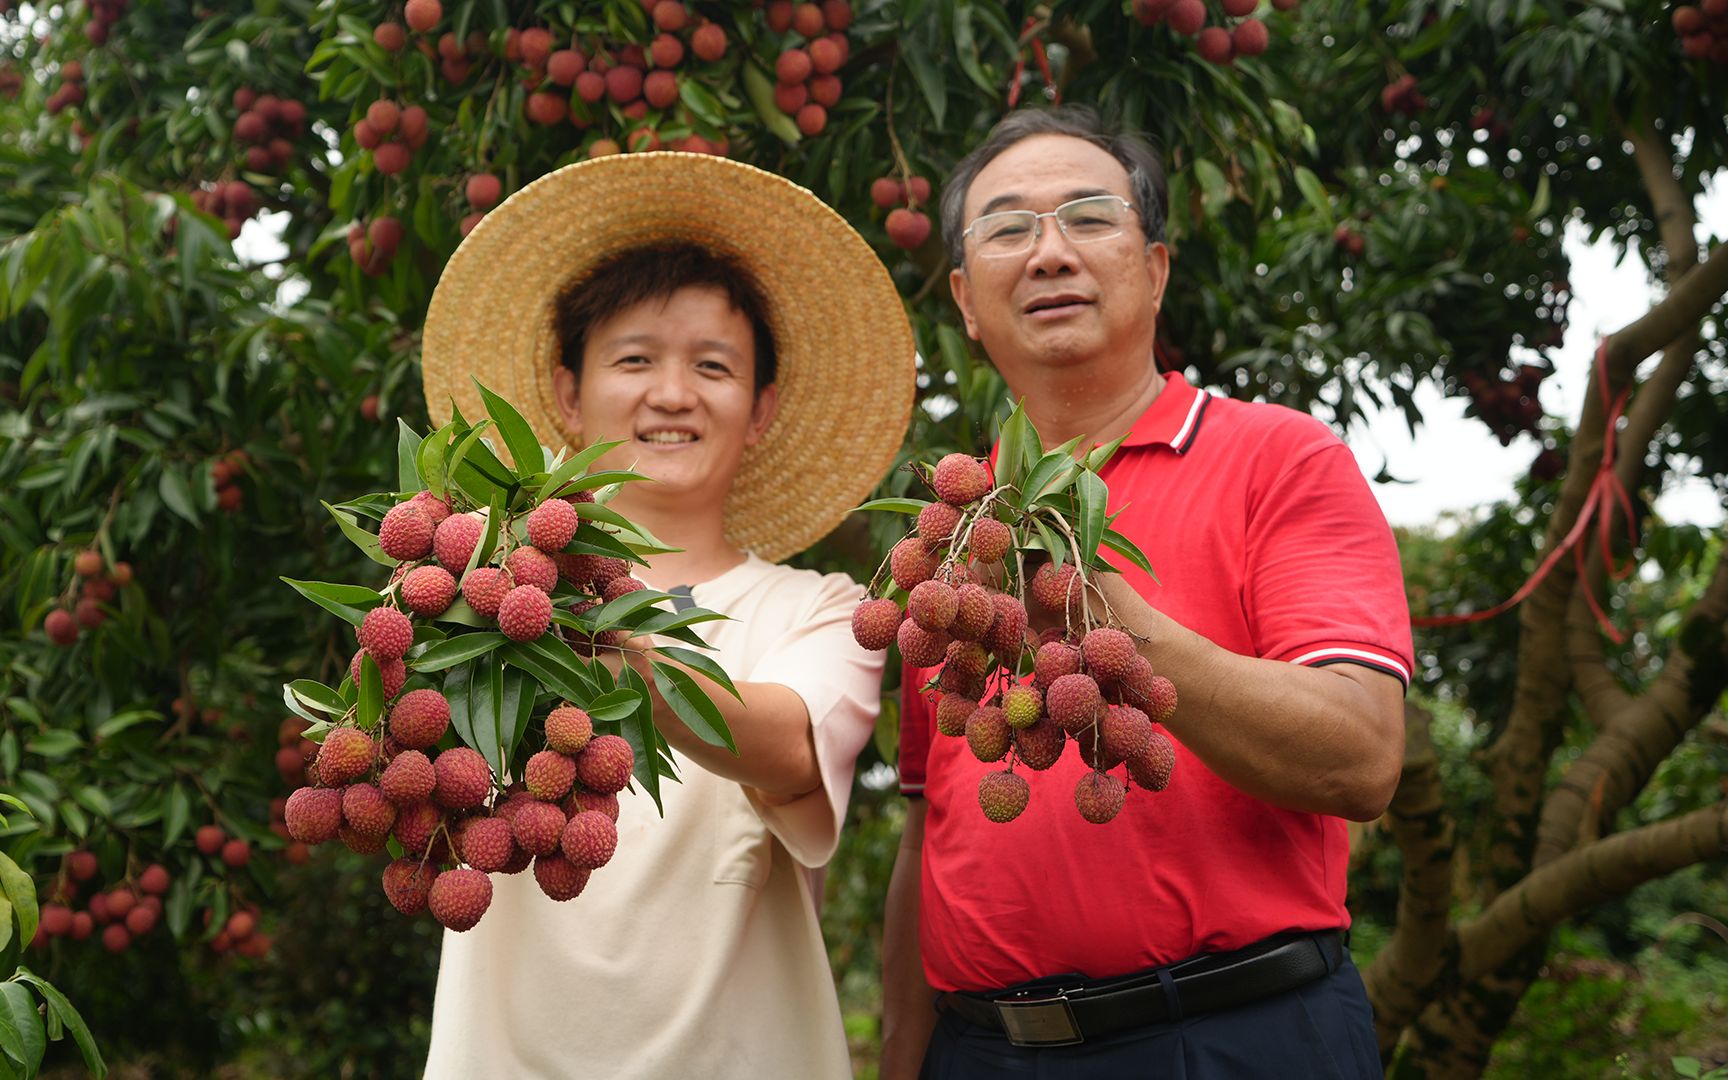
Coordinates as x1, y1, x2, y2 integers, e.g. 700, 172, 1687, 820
1200, 394, 1344, 460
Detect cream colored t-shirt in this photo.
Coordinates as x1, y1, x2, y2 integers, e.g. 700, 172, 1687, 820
425, 555, 883, 1079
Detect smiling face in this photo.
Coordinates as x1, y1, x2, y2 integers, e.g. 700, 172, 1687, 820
551, 285, 779, 507
949, 134, 1170, 385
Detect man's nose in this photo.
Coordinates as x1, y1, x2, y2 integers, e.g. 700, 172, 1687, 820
644, 362, 698, 408
1024, 213, 1080, 277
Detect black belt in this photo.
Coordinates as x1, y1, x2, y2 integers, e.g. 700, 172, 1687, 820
938, 930, 1345, 1047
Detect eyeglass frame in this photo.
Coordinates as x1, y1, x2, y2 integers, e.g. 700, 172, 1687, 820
959, 195, 1142, 259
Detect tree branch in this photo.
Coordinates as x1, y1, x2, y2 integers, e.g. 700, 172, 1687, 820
1460, 800, 1728, 983
1604, 244, 1728, 379
1626, 124, 1702, 278
1362, 701, 1458, 1059
1563, 587, 1630, 732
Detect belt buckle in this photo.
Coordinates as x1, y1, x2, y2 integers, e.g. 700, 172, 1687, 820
995, 990, 1083, 1047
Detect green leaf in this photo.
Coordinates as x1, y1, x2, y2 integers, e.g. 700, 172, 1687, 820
470, 491, 505, 574
0, 852, 38, 949
419, 420, 458, 498
468, 660, 504, 774
0, 796, 27, 818
158, 468, 199, 525
651, 661, 735, 752
1194, 158, 1231, 217
618, 664, 663, 812
0, 896, 10, 954
994, 400, 1040, 491
281, 578, 384, 626
163, 784, 189, 847
1530, 173, 1551, 220
357, 655, 384, 730
741, 60, 802, 145
499, 639, 599, 704
584, 588, 668, 632
0, 984, 43, 1076
1100, 528, 1157, 580
1075, 470, 1107, 561
474, 380, 545, 475
535, 443, 627, 501
413, 632, 508, 672
93, 710, 160, 741
16, 971, 107, 1078
397, 420, 423, 492
630, 607, 727, 639
1083, 431, 1130, 473
1018, 446, 1084, 507
322, 501, 396, 567
854, 497, 929, 515
445, 661, 476, 749
583, 688, 641, 724
23, 732, 81, 759
652, 644, 740, 700
285, 680, 347, 715
1292, 166, 1333, 226
498, 666, 532, 775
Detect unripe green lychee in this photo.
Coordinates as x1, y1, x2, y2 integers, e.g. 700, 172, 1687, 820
968, 518, 1012, 563
401, 565, 458, 616
527, 498, 580, 553
544, 706, 594, 755
907, 579, 958, 632
560, 810, 618, 869
498, 584, 553, 641
380, 749, 437, 804
1127, 729, 1176, 792
429, 867, 493, 931
1014, 718, 1066, 770
504, 546, 559, 593
459, 816, 517, 872
889, 537, 938, 591
1046, 673, 1104, 735
388, 689, 451, 750
977, 769, 1030, 823
982, 592, 1029, 660
379, 502, 435, 561
896, 619, 949, 667
1074, 771, 1126, 823
851, 597, 902, 651
917, 501, 961, 544
934, 693, 975, 737
461, 567, 511, 618
1080, 627, 1137, 682
533, 853, 591, 901
358, 605, 414, 661
433, 747, 492, 809
382, 858, 437, 916
510, 798, 567, 855
342, 782, 398, 838
285, 785, 343, 843
932, 453, 990, 506
965, 705, 1012, 762
524, 750, 578, 801
317, 727, 376, 786
1001, 684, 1042, 730
433, 512, 485, 573
573, 734, 634, 794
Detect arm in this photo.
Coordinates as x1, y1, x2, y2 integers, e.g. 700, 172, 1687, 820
881, 797, 938, 1080
1096, 573, 1405, 821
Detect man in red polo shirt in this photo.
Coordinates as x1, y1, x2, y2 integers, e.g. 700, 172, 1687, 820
880, 107, 1412, 1078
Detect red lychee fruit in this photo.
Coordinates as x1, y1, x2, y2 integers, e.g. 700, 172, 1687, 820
70, 912, 93, 940
40, 905, 74, 937
381, 749, 438, 804
461, 567, 511, 619
389, 688, 451, 750
871, 177, 903, 209
965, 705, 1012, 762
358, 605, 414, 661
430, 867, 492, 931
644, 70, 680, 109
932, 453, 990, 506
465, 173, 502, 211
125, 905, 158, 936
527, 498, 580, 553
510, 798, 567, 855
382, 858, 437, 915
776, 48, 812, 85
317, 726, 376, 786
934, 693, 976, 738
574, 734, 634, 794
692, 23, 727, 62
1030, 561, 1081, 614
1195, 25, 1234, 63
459, 816, 517, 872
544, 706, 594, 755
392, 800, 443, 854
1232, 17, 1269, 56
560, 810, 618, 869
498, 584, 553, 641
67, 850, 99, 881
525, 750, 578, 801
533, 853, 591, 900
404, 0, 441, 32
1080, 627, 1137, 682
285, 785, 343, 843
374, 21, 407, 51
946, 584, 994, 642
45, 609, 78, 645
916, 501, 961, 544
526, 91, 567, 125
897, 620, 949, 666
102, 925, 131, 952
982, 593, 1029, 659
343, 782, 399, 838
434, 512, 484, 572
548, 49, 585, 85
1144, 675, 1177, 723
652, 0, 688, 30
379, 503, 437, 563
565, 788, 620, 822
504, 546, 559, 593
1074, 771, 1126, 823
907, 580, 958, 632
349, 650, 407, 699
1014, 718, 1066, 770
373, 142, 412, 175
605, 65, 644, 103
601, 575, 645, 602
1034, 640, 1082, 689
886, 208, 932, 250
1166, 0, 1205, 34
1046, 673, 1104, 735
1100, 704, 1153, 765
1127, 729, 1176, 791
978, 770, 1029, 823
851, 597, 902, 651
73, 550, 103, 577
221, 838, 252, 867
967, 518, 1011, 564
402, 565, 458, 616
889, 536, 938, 591
195, 824, 225, 855
434, 747, 492, 809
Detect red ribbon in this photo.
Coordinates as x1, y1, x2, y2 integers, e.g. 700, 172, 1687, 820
1413, 339, 1638, 643
1006, 18, 1059, 109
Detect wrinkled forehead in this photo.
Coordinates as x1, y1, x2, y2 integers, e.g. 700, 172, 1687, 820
964, 135, 1135, 221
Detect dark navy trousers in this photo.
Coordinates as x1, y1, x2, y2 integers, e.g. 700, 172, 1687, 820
919, 955, 1382, 1079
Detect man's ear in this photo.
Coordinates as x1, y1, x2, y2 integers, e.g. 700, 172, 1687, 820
1144, 241, 1171, 321
551, 365, 582, 444
746, 381, 779, 447
950, 267, 981, 341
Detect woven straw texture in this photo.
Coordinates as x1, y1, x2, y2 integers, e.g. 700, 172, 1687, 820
422, 152, 915, 564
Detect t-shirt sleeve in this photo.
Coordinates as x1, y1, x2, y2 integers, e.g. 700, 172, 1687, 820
742, 571, 885, 869
1244, 437, 1414, 686
897, 661, 932, 798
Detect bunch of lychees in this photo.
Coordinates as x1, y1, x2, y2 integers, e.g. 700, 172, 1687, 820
851, 408, 1178, 826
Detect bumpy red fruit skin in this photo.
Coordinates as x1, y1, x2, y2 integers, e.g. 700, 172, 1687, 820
560, 810, 619, 869
573, 734, 634, 794
1128, 729, 1177, 792
389, 688, 451, 750
433, 747, 492, 809
138, 864, 171, 895
461, 567, 510, 619
504, 546, 559, 593
349, 650, 407, 699
1080, 627, 1138, 682
1014, 718, 1066, 770
978, 770, 1030, 823
221, 839, 252, 867
67, 851, 99, 881
1100, 704, 1154, 765
379, 503, 435, 560
602, 575, 644, 603
459, 816, 517, 872
524, 750, 578, 801
382, 858, 437, 915
1034, 641, 1082, 689
565, 788, 620, 822
533, 853, 591, 900
195, 824, 225, 855
982, 593, 1029, 660
851, 597, 902, 651
393, 800, 443, 854
966, 706, 1012, 762
949, 584, 995, 641
1145, 675, 1178, 723
934, 694, 975, 737
1074, 771, 1127, 823
45, 609, 78, 645
317, 727, 376, 786
932, 453, 991, 506
897, 620, 949, 667
1046, 673, 1105, 735
907, 579, 958, 632
358, 605, 414, 661
527, 498, 581, 553
285, 785, 344, 843
401, 565, 458, 616
433, 512, 485, 573
429, 867, 493, 931
889, 537, 937, 591
409, 490, 452, 525
511, 799, 567, 855
342, 782, 399, 838
498, 584, 553, 641
544, 706, 594, 755
1030, 561, 1081, 614
916, 501, 961, 544
380, 749, 437, 804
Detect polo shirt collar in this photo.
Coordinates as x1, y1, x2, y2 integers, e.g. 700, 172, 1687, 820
1121, 371, 1210, 453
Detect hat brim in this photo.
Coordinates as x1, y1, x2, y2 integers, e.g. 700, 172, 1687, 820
421, 152, 916, 563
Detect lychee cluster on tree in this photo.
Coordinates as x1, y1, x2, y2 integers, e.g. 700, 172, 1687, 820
208, 447, 250, 512
850, 403, 1179, 826
1132, 0, 1289, 65
1460, 362, 1551, 447
763, 0, 853, 137
231, 86, 307, 177
874, 173, 934, 251
45, 58, 85, 115
29, 850, 170, 954
351, 97, 431, 178
280, 383, 740, 930
83, 0, 126, 44
40, 546, 134, 646
1673, 1, 1728, 63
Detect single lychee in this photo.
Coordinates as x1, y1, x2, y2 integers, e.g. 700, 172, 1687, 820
433, 746, 492, 809
889, 537, 937, 591
504, 546, 559, 593
937, 663, 986, 703
102, 925, 131, 952
1080, 627, 1137, 681
560, 810, 618, 869
125, 905, 159, 936
1030, 561, 1082, 614
1046, 673, 1105, 735
1074, 771, 1126, 823
510, 798, 567, 855
967, 518, 1012, 563
851, 597, 902, 651
1127, 729, 1176, 791
1232, 17, 1269, 56
358, 605, 414, 661
691, 23, 727, 62
1144, 675, 1178, 723
460, 816, 517, 872
462, 567, 511, 618
389, 688, 451, 750
45, 609, 78, 645
574, 734, 634, 794
498, 584, 553, 641
434, 512, 485, 573
907, 580, 958, 632
221, 838, 252, 867
1101, 704, 1153, 765
67, 851, 99, 881
1166, 0, 1205, 33
525, 750, 578, 801
342, 782, 398, 838
565, 788, 620, 822
932, 454, 990, 506
526, 498, 580, 553
1034, 641, 1082, 689
1001, 684, 1042, 730
934, 694, 975, 737
602, 575, 646, 603
349, 650, 407, 699
379, 503, 437, 563
1014, 718, 1066, 770
1195, 25, 1234, 64
982, 593, 1029, 660
382, 859, 437, 915
380, 749, 437, 804
965, 705, 1012, 763
195, 824, 225, 855
285, 785, 344, 843
886, 208, 932, 250
949, 584, 995, 641
40, 905, 74, 936
317, 727, 376, 786
543, 706, 594, 756
978, 770, 1030, 823
404, 0, 441, 30
392, 800, 443, 854
896, 620, 949, 667
402, 565, 458, 616
429, 867, 492, 931
917, 501, 961, 544
943, 639, 990, 681
533, 853, 591, 900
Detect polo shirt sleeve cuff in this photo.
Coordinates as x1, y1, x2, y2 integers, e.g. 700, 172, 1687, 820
1281, 641, 1413, 688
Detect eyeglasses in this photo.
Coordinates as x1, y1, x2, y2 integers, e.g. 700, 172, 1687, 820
961, 195, 1140, 258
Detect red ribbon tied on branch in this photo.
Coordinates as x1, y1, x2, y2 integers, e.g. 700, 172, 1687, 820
1413, 338, 1639, 643
1006, 17, 1059, 109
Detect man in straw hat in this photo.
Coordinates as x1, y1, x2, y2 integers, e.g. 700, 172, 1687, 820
882, 107, 1410, 1077
418, 152, 915, 1077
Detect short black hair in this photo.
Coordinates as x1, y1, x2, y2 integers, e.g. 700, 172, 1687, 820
553, 244, 778, 393
940, 105, 1169, 268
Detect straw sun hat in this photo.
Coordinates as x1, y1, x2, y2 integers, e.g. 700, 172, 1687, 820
421, 152, 916, 564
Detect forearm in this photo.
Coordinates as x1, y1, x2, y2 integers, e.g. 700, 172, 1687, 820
1099, 576, 1404, 820
881, 799, 938, 1080
648, 670, 822, 799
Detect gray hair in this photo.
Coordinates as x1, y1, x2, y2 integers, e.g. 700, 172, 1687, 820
939, 105, 1169, 269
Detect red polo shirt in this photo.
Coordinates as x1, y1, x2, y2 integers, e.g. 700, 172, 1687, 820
899, 372, 1412, 992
